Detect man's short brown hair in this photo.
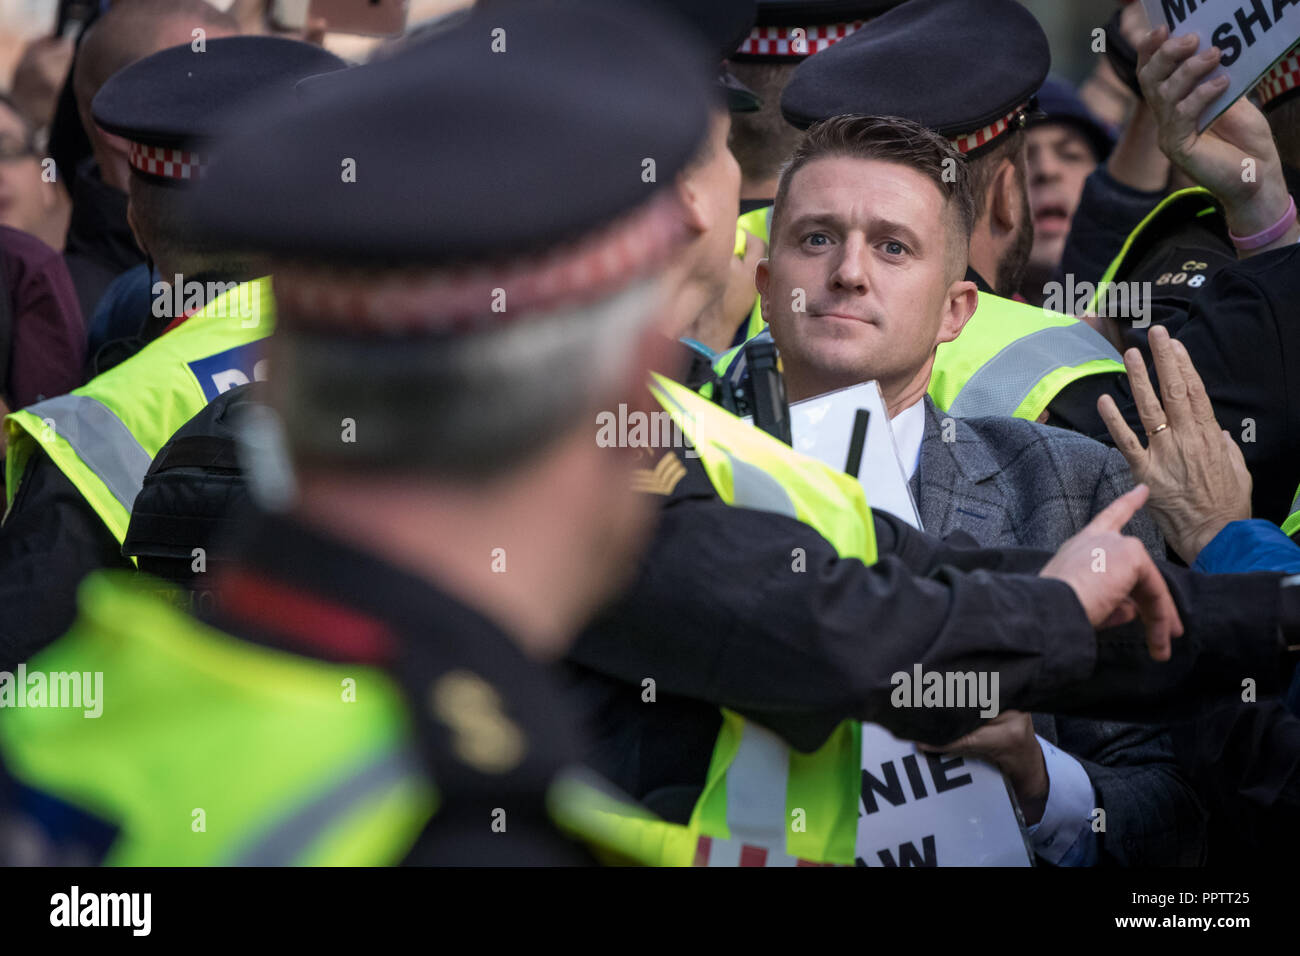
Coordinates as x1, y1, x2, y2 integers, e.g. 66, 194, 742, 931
771, 114, 976, 279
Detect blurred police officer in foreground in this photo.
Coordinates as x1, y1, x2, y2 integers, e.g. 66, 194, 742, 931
0, 36, 345, 672
0, 0, 713, 866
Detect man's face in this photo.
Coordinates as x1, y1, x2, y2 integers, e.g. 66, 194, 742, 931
757, 156, 965, 397
1026, 123, 1098, 275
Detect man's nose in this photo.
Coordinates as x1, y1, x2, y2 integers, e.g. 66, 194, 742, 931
829, 235, 870, 292
1030, 156, 1060, 184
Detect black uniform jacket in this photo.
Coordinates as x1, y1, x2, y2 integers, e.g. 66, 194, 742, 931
0, 452, 129, 670
204, 510, 601, 865
0, 509, 605, 865
566, 426, 1297, 825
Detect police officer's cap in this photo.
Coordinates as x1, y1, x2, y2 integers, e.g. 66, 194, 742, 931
1254, 40, 1300, 113
189, 0, 714, 333
92, 36, 347, 186
1029, 77, 1114, 164
731, 0, 908, 62
781, 0, 1050, 158
635, 0, 762, 111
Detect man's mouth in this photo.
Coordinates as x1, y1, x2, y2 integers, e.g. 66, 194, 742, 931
810, 310, 873, 325
1033, 203, 1071, 235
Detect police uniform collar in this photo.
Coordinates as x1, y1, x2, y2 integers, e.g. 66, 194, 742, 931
209, 510, 534, 669
966, 266, 994, 294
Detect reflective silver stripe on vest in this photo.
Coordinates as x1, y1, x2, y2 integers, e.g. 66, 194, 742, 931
698, 722, 817, 867
24, 394, 153, 513
652, 379, 798, 519
728, 724, 788, 839
946, 322, 1122, 419
230, 749, 423, 865
729, 456, 797, 517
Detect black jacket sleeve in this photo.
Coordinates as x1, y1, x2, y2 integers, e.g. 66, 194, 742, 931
0, 450, 129, 668
1058, 168, 1165, 286
571, 464, 1099, 750
570, 457, 1297, 751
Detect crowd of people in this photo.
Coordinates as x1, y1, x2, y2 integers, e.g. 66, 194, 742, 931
0, 0, 1299, 868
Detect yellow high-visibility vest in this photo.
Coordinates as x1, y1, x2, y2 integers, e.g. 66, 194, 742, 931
5, 278, 275, 547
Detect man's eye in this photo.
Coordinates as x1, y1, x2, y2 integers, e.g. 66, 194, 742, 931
882, 241, 906, 256
803, 232, 830, 247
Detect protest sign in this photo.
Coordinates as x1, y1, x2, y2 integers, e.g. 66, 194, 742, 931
1142, 0, 1300, 129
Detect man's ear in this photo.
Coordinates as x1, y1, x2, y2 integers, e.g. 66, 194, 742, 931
124, 198, 148, 260
990, 157, 1019, 233
675, 171, 709, 236
937, 278, 979, 345
754, 257, 771, 322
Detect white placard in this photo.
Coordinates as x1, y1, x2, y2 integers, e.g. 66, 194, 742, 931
762, 380, 924, 530
1142, 0, 1300, 130
855, 724, 1032, 867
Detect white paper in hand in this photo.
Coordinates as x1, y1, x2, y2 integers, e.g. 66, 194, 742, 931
784, 380, 923, 530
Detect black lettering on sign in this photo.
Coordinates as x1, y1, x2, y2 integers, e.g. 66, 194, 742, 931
1213, 21, 1244, 64
901, 753, 928, 801
926, 753, 975, 793
860, 761, 906, 815
876, 835, 938, 867
1161, 0, 1201, 27
1234, 0, 1271, 47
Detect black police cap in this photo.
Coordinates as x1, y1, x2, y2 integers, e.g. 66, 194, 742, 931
780, 0, 1050, 156
1030, 77, 1114, 163
92, 36, 347, 185
1255, 40, 1300, 112
633, 0, 762, 111
189, 0, 714, 330
643, 0, 755, 61
732, 0, 907, 60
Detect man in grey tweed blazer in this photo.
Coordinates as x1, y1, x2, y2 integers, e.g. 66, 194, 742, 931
754, 114, 1205, 865
910, 398, 1205, 865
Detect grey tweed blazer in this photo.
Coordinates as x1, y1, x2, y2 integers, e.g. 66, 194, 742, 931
907, 397, 1205, 865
